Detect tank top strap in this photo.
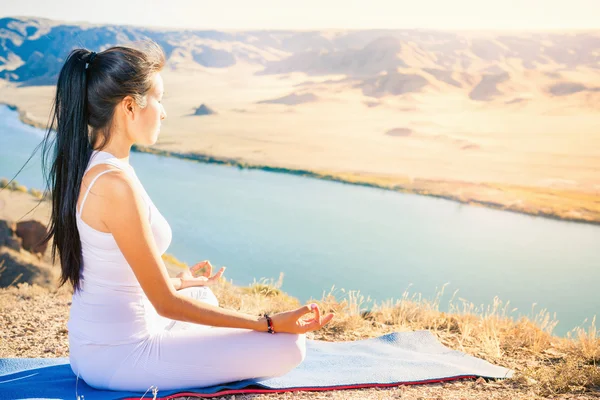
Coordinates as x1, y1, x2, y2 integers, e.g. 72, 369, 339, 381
77, 150, 134, 217
77, 169, 121, 216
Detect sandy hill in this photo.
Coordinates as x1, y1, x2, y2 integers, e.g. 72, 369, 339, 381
1, 17, 599, 224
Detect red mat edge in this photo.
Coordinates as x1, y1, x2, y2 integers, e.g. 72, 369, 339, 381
124, 374, 479, 399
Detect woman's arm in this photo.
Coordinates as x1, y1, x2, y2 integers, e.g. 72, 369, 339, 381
100, 171, 269, 332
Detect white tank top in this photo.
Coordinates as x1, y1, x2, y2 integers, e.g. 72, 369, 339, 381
67, 150, 173, 345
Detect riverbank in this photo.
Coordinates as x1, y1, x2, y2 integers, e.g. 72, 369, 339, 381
0, 189, 599, 399
2, 100, 599, 227
132, 144, 600, 227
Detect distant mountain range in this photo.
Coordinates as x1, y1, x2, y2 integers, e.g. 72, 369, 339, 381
2, 16, 600, 102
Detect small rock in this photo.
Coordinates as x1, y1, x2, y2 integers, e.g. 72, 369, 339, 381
193, 104, 216, 116
15, 220, 48, 256
526, 377, 538, 385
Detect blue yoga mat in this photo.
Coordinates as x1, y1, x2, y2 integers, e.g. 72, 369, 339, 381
0, 330, 513, 400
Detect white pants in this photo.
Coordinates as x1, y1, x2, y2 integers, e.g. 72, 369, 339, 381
69, 287, 306, 392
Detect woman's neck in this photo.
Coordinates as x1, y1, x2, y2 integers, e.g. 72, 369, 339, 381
92, 140, 132, 165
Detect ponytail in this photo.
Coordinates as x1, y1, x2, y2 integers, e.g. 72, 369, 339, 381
24, 41, 167, 292
39, 49, 96, 292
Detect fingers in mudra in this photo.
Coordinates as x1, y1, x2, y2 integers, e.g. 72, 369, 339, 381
298, 304, 334, 332
211, 266, 226, 281
200, 266, 226, 285
191, 260, 212, 277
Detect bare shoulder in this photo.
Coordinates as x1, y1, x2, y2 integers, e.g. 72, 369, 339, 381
79, 164, 146, 222
83, 164, 132, 193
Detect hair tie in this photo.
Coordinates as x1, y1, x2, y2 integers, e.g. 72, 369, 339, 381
85, 52, 97, 69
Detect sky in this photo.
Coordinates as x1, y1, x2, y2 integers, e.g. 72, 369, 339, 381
1, 0, 599, 30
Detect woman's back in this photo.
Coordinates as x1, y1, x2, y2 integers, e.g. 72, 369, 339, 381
68, 149, 172, 345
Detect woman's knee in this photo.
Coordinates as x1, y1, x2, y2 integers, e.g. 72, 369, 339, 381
241, 332, 306, 381
295, 333, 307, 361
294, 333, 307, 365
276, 333, 307, 369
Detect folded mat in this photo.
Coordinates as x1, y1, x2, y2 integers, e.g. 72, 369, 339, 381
0, 330, 513, 400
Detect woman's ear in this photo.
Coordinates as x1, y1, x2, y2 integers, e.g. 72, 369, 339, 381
121, 96, 136, 120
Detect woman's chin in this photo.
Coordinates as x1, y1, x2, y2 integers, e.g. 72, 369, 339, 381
144, 134, 160, 146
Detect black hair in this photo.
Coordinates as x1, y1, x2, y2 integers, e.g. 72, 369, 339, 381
5, 41, 166, 292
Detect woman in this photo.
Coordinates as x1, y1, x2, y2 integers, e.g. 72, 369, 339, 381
38, 41, 334, 392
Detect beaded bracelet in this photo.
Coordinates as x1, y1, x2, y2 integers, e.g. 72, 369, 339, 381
263, 313, 276, 334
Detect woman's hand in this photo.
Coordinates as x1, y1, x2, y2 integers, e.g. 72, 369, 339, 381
176, 260, 226, 289
268, 303, 334, 334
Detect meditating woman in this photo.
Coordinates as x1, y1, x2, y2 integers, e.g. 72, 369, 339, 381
38, 41, 334, 392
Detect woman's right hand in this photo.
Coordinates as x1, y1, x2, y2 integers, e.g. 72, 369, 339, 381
268, 303, 334, 334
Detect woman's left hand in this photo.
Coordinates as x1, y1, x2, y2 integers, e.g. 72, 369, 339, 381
177, 260, 226, 289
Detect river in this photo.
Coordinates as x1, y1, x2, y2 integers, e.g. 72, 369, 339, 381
1, 105, 598, 336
